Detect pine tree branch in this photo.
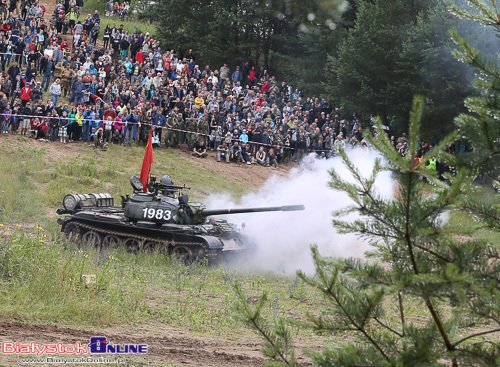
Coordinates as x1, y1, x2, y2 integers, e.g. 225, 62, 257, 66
322, 286, 393, 364
404, 171, 457, 366
398, 292, 405, 337
248, 316, 295, 367
373, 317, 404, 337
413, 243, 452, 263
451, 328, 500, 348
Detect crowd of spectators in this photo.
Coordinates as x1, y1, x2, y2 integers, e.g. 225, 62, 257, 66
0, 0, 412, 170
104, 0, 129, 20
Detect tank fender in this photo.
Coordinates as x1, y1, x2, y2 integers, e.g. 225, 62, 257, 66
57, 217, 73, 231
193, 235, 224, 250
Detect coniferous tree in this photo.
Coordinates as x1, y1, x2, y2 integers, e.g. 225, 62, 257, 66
234, 2, 499, 366
450, 0, 499, 229
324, 0, 474, 136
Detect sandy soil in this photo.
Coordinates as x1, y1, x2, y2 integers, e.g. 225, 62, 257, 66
0, 321, 266, 366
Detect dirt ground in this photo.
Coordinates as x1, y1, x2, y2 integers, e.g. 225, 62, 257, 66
4, 135, 291, 188
174, 148, 291, 188
0, 321, 266, 366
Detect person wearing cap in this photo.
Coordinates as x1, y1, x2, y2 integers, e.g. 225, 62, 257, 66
239, 128, 248, 144
32, 81, 43, 103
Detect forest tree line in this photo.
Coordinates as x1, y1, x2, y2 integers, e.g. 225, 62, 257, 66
140, 0, 494, 138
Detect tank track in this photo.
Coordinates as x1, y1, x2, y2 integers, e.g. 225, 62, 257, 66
65, 221, 221, 263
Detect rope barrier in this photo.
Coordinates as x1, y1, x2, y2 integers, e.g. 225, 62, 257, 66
0, 111, 316, 151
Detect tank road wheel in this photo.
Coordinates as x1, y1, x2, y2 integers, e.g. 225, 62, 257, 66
81, 231, 103, 250
193, 246, 206, 263
143, 240, 161, 253
63, 223, 81, 244
102, 235, 122, 249
124, 238, 140, 253
170, 245, 193, 265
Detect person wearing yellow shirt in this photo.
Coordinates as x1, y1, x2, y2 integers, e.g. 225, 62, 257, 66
68, 9, 78, 29
194, 95, 204, 110
75, 109, 84, 141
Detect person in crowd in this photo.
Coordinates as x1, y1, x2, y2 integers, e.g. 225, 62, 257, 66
49, 78, 62, 106
192, 135, 208, 158
152, 128, 161, 148
19, 101, 31, 136
59, 110, 69, 144
216, 140, 230, 163
20, 81, 32, 106
255, 146, 267, 166
41, 57, 54, 91
267, 147, 278, 168
333, 133, 345, 156
241, 143, 252, 165
49, 110, 60, 142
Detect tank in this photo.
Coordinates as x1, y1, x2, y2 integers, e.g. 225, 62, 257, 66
56, 175, 305, 263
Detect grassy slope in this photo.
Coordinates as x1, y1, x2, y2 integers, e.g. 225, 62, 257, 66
0, 136, 497, 355
81, 0, 156, 35
0, 136, 321, 340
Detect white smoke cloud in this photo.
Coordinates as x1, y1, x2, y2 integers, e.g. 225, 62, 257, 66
206, 148, 394, 274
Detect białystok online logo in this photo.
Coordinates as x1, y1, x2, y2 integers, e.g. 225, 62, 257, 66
1, 336, 148, 355
89, 336, 148, 354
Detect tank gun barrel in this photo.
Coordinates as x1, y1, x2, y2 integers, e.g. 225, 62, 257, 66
201, 205, 305, 217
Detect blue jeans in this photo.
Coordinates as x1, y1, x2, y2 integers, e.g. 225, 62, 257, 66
51, 94, 59, 106
41, 74, 51, 91
49, 126, 58, 141
82, 122, 91, 141
1, 120, 9, 133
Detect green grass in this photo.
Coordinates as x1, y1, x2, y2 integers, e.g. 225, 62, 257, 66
0, 231, 147, 326
0, 136, 497, 346
81, 0, 156, 35
0, 136, 317, 339
444, 185, 499, 246
0, 229, 323, 339
0, 138, 247, 230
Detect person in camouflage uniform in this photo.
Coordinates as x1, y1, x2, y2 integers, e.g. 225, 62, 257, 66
178, 110, 187, 144
197, 116, 209, 138
54, 62, 64, 80
185, 116, 197, 150
60, 65, 74, 98
165, 106, 182, 147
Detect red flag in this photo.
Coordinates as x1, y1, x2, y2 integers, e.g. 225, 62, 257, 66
140, 130, 154, 192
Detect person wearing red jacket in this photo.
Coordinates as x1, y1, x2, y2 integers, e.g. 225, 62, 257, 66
20, 83, 32, 106
135, 50, 144, 64
248, 66, 256, 86
103, 107, 117, 122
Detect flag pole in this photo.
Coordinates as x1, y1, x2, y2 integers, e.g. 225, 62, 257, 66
139, 129, 154, 192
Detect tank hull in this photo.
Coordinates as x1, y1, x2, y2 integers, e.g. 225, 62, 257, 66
58, 208, 251, 263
